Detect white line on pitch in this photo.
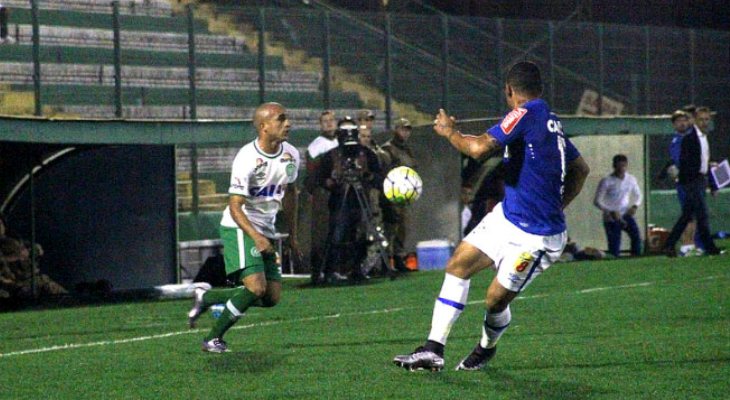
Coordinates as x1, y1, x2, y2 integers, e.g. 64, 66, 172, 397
578, 282, 654, 293
467, 293, 548, 305
0, 277, 707, 358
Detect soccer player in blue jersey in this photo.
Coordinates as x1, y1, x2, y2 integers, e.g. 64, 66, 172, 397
393, 61, 590, 371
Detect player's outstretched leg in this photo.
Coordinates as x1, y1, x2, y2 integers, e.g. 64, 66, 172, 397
393, 272, 470, 371
394, 242, 492, 371
454, 307, 509, 371
187, 282, 212, 328
201, 284, 263, 353
456, 280, 513, 371
455, 344, 497, 371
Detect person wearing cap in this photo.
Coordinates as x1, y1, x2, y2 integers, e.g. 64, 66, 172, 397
357, 109, 388, 165
380, 117, 418, 272
357, 109, 376, 136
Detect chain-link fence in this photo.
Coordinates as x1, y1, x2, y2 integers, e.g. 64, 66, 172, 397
1, 1, 729, 297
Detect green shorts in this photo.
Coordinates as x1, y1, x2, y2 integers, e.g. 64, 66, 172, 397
219, 225, 282, 282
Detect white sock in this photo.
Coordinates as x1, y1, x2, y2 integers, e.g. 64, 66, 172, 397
480, 306, 511, 349
427, 273, 470, 346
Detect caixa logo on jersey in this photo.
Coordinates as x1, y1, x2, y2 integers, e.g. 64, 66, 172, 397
547, 119, 564, 135
249, 184, 283, 197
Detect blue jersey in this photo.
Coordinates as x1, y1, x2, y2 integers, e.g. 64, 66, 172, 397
669, 130, 686, 167
487, 99, 580, 235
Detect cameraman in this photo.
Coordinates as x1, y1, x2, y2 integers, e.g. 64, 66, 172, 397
314, 117, 383, 283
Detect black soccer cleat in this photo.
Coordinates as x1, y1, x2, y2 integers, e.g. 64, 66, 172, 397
393, 346, 444, 372
455, 345, 497, 371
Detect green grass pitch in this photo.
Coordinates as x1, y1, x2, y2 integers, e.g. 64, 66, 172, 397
1, 253, 728, 400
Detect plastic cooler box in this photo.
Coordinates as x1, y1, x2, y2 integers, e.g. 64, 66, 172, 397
416, 240, 454, 270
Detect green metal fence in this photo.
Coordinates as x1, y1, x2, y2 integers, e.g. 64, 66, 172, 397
1, 0, 728, 231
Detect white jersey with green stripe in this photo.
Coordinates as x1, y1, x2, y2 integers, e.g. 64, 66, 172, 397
220, 139, 300, 238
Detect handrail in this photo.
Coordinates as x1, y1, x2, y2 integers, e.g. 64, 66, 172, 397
384, 0, 635, 106
305, 0, 498, 90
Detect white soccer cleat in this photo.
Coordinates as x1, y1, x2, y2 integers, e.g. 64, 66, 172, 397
393, 346, 444, 372
187, 282, 212, 328
201, 338, 229, 353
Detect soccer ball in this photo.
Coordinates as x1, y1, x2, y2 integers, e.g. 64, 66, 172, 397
383, 166, 422, 205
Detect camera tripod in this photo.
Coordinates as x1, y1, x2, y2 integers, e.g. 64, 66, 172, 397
317, 173, 396, 283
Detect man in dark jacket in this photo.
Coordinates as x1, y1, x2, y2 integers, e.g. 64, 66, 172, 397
662, 106, 722, 256
315, 118, 383, 282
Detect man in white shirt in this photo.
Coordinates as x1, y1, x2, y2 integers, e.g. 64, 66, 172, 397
304, 111, 339, 284
594, 154, 642, 257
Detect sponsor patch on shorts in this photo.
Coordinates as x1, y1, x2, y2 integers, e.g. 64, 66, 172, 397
514, 252, 534, 272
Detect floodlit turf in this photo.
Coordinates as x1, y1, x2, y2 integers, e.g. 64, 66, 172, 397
1, 253, 728, 400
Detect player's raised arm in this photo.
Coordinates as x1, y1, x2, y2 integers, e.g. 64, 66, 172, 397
434, 109, 502, 161
563, 155, 590, 209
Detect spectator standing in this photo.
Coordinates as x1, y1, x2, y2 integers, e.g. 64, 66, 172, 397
0, 3, 12, 44
314, 118, 383, 282
357, 109, 377, 142
668, 109, 701, 256
304, 111, 339, 284
380, 117, 417, 272
357, 113, 390, 276
593, 154, 643, 257
662, 106, 723, 256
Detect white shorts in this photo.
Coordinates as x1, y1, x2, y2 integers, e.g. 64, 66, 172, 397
464, 202, 567, 292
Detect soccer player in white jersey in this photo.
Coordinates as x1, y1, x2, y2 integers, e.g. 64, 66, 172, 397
394, 62, 590, 371
188, 102, 302, 353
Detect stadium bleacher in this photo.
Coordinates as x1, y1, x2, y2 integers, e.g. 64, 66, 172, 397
0, 44, 283, 68
3, 0, 173, 17
0, 0, 368, 122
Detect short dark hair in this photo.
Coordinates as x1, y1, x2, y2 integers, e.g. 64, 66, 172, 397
506, 61, 543, 97
319, 110, 334, 122
671, 110, 688, 122
682, 104, 697, 116
613, 154, 628, 167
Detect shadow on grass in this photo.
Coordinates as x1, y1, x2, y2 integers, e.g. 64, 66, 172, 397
391, 365, 612, 400
285, 336, 423, 349
484, 368, 613, 400
508, 356, 730, 371
206, 350, 285, 374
